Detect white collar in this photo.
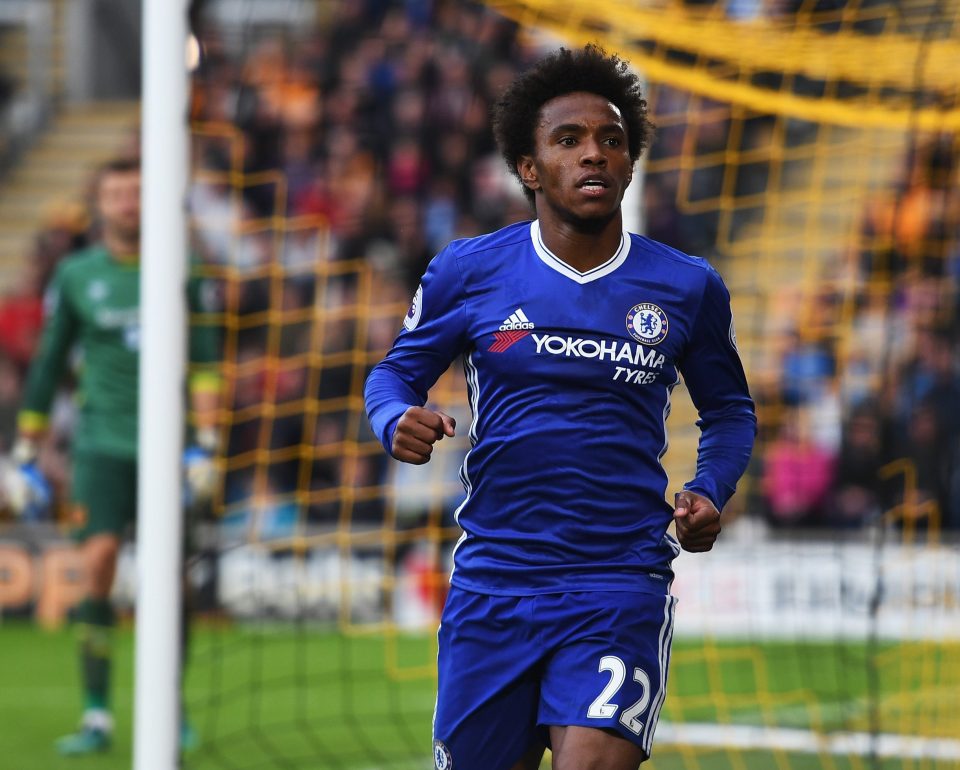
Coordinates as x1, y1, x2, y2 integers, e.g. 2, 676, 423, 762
530, 220, 631, 284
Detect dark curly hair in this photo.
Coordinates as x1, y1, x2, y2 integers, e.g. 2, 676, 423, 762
492, 44, 651, 206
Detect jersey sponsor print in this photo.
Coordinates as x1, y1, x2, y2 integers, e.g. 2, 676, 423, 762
366, 220, 755, 596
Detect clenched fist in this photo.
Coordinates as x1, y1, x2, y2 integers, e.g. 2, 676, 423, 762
673, 490, 722, 552
391, 406, 456, 465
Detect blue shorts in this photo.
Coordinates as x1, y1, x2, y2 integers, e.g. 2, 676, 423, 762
432, 586, 678, 770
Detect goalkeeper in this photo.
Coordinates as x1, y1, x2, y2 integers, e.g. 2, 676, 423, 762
10, 157, 220, 755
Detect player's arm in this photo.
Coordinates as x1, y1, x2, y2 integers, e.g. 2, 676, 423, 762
4, 266, 77, 517
675, 266, 757, 550
16, 264, 79, 455
364, 246, 468, 464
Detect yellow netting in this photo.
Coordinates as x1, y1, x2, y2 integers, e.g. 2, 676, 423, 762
487, 0, 960, 129
474, 2, 960, 767
182, 2, 960, 764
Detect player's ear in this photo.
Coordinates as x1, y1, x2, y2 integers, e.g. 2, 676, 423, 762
517, 156, 540, 191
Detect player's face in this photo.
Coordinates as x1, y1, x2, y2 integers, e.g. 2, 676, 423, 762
97, 170, 141, 244
519, 92, 633, 228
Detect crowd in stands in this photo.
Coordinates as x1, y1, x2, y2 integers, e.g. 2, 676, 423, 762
186, 2, 539, 524
1, 2, 538, 529
756, 136, 960, 531
0, 0, 957, 533
0, 57, 19, 169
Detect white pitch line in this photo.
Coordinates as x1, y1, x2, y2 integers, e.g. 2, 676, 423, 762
654, 722, 960, 761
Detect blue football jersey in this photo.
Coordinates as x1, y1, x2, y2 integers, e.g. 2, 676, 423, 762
365, 220, 756, 596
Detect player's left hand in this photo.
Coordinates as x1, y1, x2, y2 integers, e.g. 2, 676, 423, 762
673, 490, 721, 552
183, 446, 217, 505
1, 457, 53, 522
183, 427, 219, 506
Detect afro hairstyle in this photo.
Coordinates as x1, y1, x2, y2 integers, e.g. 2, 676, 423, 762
492, 44, 651, 206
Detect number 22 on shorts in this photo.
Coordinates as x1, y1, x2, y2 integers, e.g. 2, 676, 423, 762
586, 655, 651, 735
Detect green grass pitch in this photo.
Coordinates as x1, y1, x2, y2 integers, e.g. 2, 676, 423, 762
0, 621, 956, 770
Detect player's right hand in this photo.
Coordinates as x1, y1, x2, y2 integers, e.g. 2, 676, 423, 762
391, 406, 456, 465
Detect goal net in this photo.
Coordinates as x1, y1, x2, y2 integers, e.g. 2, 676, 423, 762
484, 1, 960, 768
182, 2, 960, 769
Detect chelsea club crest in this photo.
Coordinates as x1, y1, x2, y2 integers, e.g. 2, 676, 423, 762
434, 740, 453, 769
626, 303, 668, 345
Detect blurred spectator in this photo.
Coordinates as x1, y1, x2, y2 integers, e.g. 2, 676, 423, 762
860, 136, 959, 279
0, 259, 45, 370
778, 329, 836, 406
889, 324, 960, 443
0, 353, 21, 450
761, 406, 836, 527
0, 69, 14, 112
829, 402, 888, 528
897, 398, 954, 530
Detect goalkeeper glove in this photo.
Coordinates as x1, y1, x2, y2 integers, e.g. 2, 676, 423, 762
183, 427, 218, 507
1, 438, 53, 521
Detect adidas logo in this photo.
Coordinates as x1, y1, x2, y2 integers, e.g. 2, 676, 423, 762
499, 307, 534, 331
490, 308, 534, 353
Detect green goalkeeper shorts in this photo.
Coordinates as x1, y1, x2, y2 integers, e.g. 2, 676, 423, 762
69, 451, 138, 541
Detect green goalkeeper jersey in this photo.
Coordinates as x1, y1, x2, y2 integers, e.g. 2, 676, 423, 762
20, 244, 219, 459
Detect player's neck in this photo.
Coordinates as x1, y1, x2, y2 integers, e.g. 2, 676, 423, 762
535, 208, 624, 273
103, 231, 140, 263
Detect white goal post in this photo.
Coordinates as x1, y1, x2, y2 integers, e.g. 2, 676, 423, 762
134, 2, 189, 769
